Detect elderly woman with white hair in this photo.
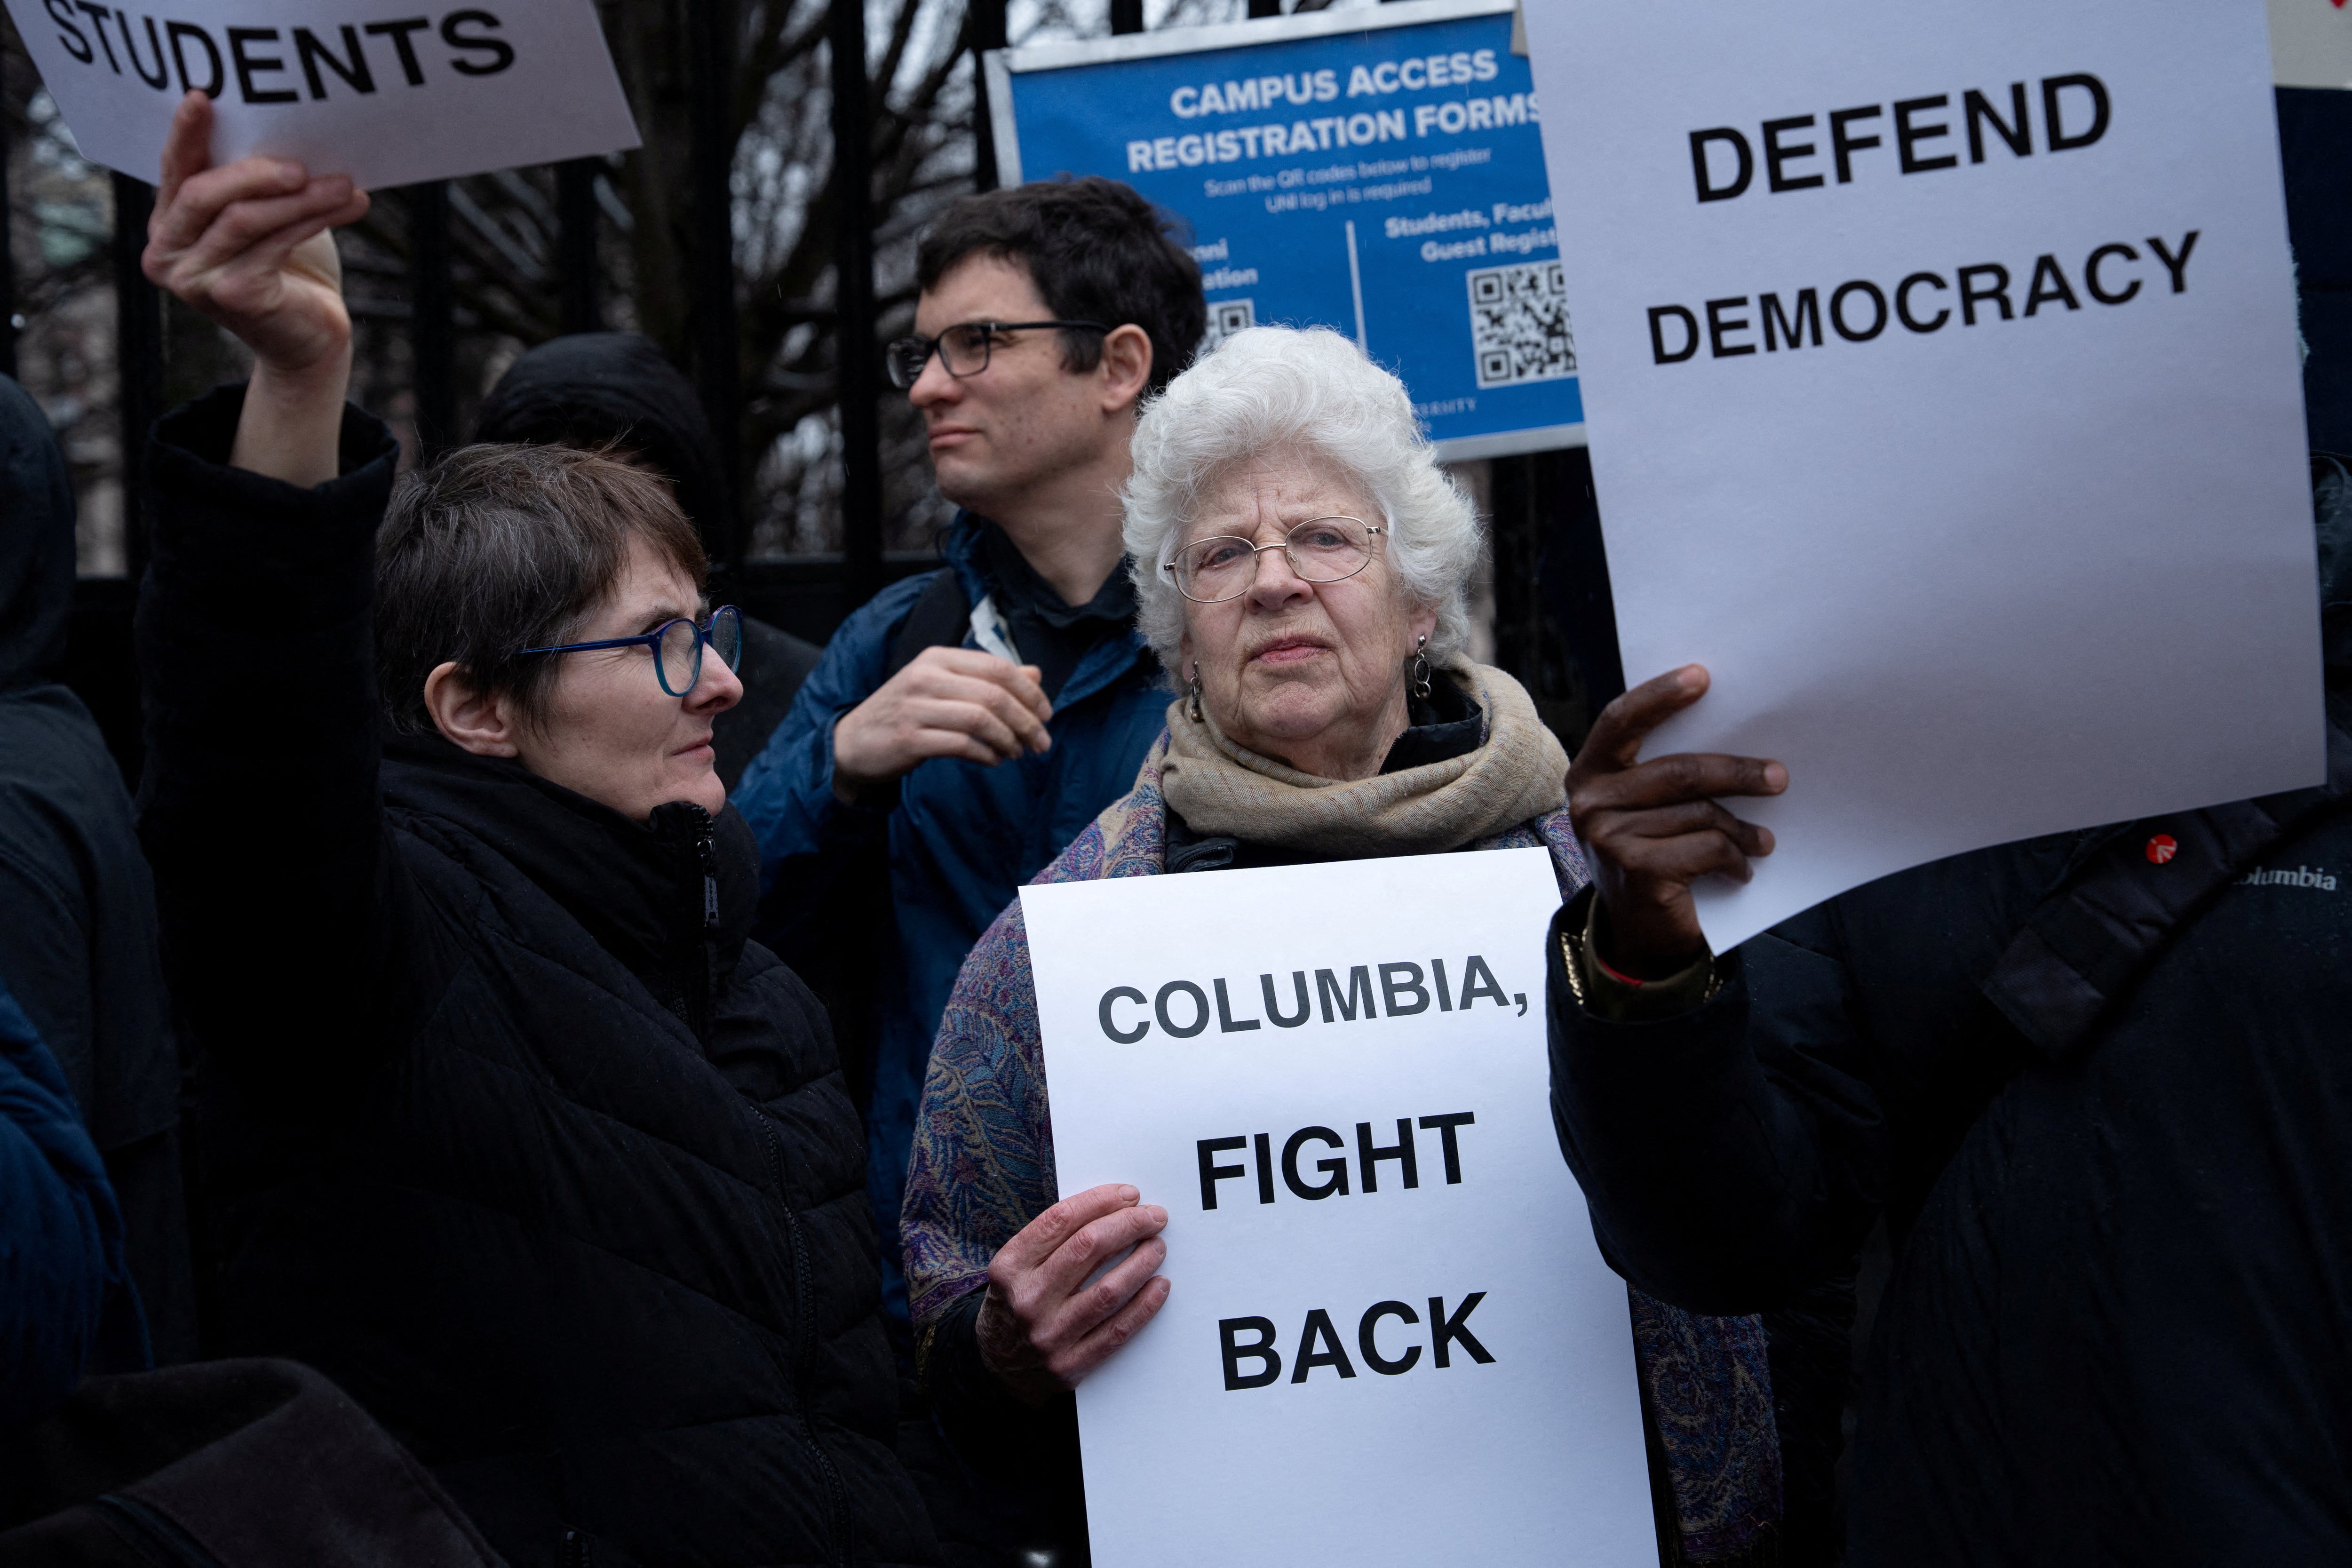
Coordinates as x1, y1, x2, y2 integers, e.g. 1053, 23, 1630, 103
898, 327, 1784, 1563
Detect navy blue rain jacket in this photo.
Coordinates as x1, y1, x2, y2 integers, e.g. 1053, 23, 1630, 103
733, 517, 1167, 1326
0, 977, 141, 1430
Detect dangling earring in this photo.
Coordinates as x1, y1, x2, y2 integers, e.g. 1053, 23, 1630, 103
1408, 634, 1432, 700
1186, 662, 1205, 723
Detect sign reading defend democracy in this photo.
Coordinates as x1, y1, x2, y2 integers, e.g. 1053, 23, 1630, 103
1518, 0, 2323, 951
1021, 850, 1656, 1568
4, 0, 638, 190
988, 0, 1580, 461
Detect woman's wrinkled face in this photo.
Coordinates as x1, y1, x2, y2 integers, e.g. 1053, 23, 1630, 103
1176, 453, 1435, 781
513, 533, 743, 820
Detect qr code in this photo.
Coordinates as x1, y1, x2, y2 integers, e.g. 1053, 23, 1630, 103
1202, 298, 1255, 352
1467, 263, 1575, 389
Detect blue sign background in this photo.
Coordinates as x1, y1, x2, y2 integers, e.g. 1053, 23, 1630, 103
997, 4, 1579, 455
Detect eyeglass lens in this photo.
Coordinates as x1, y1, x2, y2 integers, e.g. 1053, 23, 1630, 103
654, 609, 744, 697
886, 325, 994, 390
1176, 518, 1375, 602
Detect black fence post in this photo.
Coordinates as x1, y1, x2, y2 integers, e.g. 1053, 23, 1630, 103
688, 0, 745, 569
410, 182, 457, 460
110, 173, 164, 581
1, 56, 16, 383
1109, 0, 1144, 35
1247, 0, 1282, 18
556, 158, 602, 337
970, 0, 1009, 192
831, 0, 882, 605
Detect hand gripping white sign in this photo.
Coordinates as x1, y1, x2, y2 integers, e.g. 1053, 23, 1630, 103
6, 0, 639, 189
1020, 849, 1658, 1568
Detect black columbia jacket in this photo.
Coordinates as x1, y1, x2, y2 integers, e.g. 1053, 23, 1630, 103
1549, 456, 2352, 1564
136, 387, 936, 1568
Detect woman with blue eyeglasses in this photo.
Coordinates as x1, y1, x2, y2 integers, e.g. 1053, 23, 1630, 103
132, 93, 938, 1567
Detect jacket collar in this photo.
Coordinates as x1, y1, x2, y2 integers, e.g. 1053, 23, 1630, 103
940, 511, 1156, 710
379, 731, 759, 987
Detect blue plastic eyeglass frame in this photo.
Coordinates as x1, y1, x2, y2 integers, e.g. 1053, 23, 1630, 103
516, 605, 744, 698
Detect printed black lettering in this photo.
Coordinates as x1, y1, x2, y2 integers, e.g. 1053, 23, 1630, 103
1221, 1316, 1282, 1389
118, 13, 168, 88
1762, 114, 1823, 192
1316, 965, 1376, 1023
1262, 971, 1311, 1028
1155, 979, 1209, 1039
1428, 1292, 1495, 1368
1359, 1301, 1422, 1375
1097, 986, 1147, 1043
1964, 83, 2031, 162
1456, 955, 1507, 1009
1649, 305, 1700, 365
364, 17, 432, 85
1707, 296, 1756, 358
2085, 242, 2141, 304
1896, 271, 1949, 333
2022, 254, 2081, 315
1894, 94, 1956, 174
1281, 1126, 1349, 1200
73, 2, 121, 72
440, 8, 514, 75
294, 24, 374, 97
1430, 957, 1452, 1012
2148, 231, 2198, 294
167, 21, 222, 94
1828, 104, 1881, 183
1958, 263, 2014, 324
1418, 1111, 1475, 1183
1378, 962, 1429, 1016
1213, 977, 1261, 1033
1356, 1118, 1418, 1193
228, 26, 295, 103
1291, 1308, 1358, 1382
2043, 73, 2110, 152
1198, 1135, 1248, 1210
1253, 1131, 1274, 1204
45, 0, 93, 66
1689, 127, 1753, 202
1762, 289, 1822, 350
1830, 279, 1888, 341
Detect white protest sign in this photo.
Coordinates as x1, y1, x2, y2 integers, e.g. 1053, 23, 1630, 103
1518, 0, 2323, 951
5, 0, 638, 189
1021, 849, 1656, 1568
2270, 0, 2352, 90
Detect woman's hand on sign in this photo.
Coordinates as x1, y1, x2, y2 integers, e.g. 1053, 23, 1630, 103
1567, 665, 1786, 977
142, 90, 367, 485
831, 646, 1053, 803
976, 1182, 1170, 1403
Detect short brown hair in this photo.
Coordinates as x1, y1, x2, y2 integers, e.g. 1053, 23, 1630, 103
374, 443, 707, 736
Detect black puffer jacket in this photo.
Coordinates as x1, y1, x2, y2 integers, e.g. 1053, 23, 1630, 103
1549, 456, 2352, 1564
136, 387, 935, 1568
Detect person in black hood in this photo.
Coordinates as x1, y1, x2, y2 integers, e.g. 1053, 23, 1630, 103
1547, 449, 2352, 1564
133, 93, 936, 1567
474, 332, 822, 789
0, 374, 191, 1366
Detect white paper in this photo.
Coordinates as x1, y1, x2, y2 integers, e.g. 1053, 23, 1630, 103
1518, 0, 2324, 950
1022, 849, 1655, 1568
2269, 0, 2352, 90
7, 0, 639, 190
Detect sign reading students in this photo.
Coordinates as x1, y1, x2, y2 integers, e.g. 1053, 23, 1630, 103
1517, 0, 2321, 951
987, 0, 1579, 461
4, 0, 638, 189
1020, 849, 1656, 1568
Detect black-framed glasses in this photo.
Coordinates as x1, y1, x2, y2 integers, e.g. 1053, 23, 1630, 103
1164, 517, 1388, 604
885, 320, 1112, 390
516, 605, 744, 697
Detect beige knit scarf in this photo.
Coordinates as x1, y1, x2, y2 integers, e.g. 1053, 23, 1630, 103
1157, 658, 1569, 857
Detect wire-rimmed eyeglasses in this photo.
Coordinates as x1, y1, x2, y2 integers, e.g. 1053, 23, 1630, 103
1163, 517, 1388, 604
516, 605, 744, 697
885, 320, 1112, 391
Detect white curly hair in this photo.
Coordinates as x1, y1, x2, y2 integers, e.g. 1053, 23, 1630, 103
1121, 325, 1484, 673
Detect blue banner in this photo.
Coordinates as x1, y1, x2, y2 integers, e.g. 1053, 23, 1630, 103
994, 0, 1579, 457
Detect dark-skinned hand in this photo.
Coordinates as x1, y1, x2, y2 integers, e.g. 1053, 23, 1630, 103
1566, 665, 1787, 978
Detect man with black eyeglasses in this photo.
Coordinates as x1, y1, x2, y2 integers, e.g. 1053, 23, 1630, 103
734, 181, 1206, 1384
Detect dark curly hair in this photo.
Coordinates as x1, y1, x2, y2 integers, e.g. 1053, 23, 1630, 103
915, 176, 1207, 396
